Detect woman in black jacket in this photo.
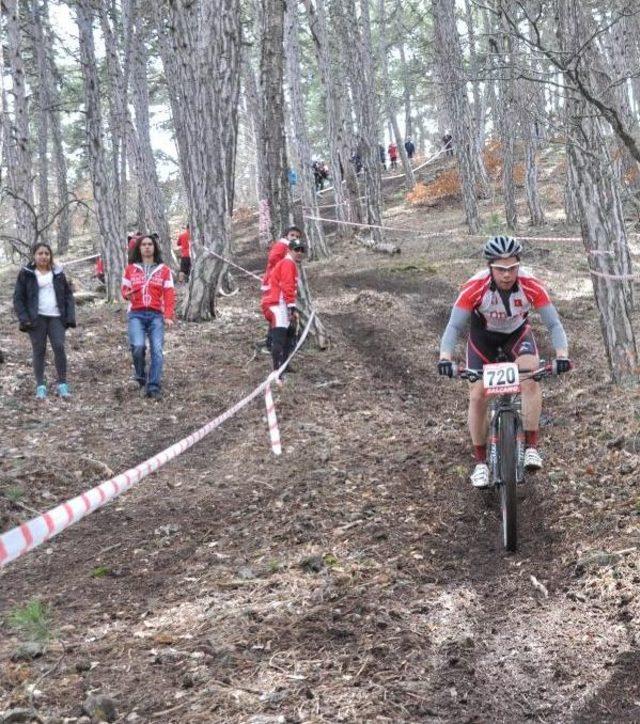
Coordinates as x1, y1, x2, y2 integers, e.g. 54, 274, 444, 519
13, 243, 76, 400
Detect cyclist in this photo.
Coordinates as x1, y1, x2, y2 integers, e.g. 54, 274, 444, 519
437, 235, 571, 488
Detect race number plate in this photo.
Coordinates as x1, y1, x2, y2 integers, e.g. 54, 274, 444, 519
483, 362, 520, 396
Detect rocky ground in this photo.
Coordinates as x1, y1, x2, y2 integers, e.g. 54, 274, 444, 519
1, 166, 640, 723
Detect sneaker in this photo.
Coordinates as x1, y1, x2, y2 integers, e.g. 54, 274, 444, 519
524, 447, 543, 470
470, 462, 490, 488
35, 385, 47, 400
56, 383, 71, 398
146, 389, 163, 400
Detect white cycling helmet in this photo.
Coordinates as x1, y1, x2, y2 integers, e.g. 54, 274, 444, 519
483, 235, 522, 260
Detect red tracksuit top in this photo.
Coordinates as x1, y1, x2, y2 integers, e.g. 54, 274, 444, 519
177, 229, 191, 258
121, 263, 176, 319
261, 254, 299, 308
261, 239, 290, 289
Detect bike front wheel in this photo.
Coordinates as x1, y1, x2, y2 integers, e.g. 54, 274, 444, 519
498, 410, 518, 552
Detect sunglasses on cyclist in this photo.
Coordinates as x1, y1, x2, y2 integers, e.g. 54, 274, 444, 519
490, 262, 520, 273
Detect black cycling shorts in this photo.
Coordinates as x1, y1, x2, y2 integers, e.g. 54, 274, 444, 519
466, 322, 538, 369
179, 257, 191, 278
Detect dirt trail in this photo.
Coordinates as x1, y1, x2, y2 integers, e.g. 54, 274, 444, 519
1, 189, 640, 722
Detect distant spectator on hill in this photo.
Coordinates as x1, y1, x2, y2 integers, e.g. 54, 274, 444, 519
404, 138, 416, 159
379, 144, 386, 170
388, 142, 398, 169
442, 132, 454, 157
93, 256, 105, 285
174, 223, 191, 283
288, 168, 298, 192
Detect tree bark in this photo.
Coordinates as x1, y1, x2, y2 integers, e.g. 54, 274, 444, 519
303, 0, 354, 235
497, 4, 518, 230
432, 0, 480, 233
76, 0, 126, 301
155, 0, 242, 321
31, 0, 50, 244
378, 0, 415, 191
561, 0, 637, 384
284, 1, 329, 259
4, 0, 35, 246
45, 5, 71, 254
129, 1, 172, 259
259, 0, 291, 240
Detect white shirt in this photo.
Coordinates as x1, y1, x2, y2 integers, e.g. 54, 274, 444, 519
36, 270, 60, 317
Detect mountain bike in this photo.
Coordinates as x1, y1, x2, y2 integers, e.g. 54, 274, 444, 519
452, 355, 564, 552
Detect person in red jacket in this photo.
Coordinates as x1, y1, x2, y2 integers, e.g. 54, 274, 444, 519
93, 256, 105, 284
261, 239, 305, 380
122, 235, 175, 400
261, 226, 303, 352
388, 142, 398, 170
127, 231, 144, 262
175, 223, 191, 283
261, 226, 303, 291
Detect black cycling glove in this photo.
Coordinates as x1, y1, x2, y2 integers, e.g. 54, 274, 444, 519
438, 360, 453, 378
555, 358, 572, 374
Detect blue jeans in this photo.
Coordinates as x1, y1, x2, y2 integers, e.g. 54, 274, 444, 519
127, 311, 164, 392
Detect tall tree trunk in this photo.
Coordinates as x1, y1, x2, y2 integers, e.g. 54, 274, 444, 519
303, 0, 354, 235
378, 0, 414, 191
464, 0, 485, 151
76, 0, 125, 300
432, 0, 480, 233
31, 0, 51, 243
97, 1, 126, 232
561, 0, 637, 383
259, 0, 290, 240
242, 64, 270, 247
129, 2, 171, 259
497, 4, 518, 230
260, 0, 325, 343
155, 0, 242, 321
284, 2, 329, 259
397, 39, 412, 139
43, 1, 71, 254
5, 0, 35, 245
333, 0, 383, 244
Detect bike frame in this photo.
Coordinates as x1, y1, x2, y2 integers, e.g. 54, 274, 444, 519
488, 393, 525, 486
454, 359, 556, 551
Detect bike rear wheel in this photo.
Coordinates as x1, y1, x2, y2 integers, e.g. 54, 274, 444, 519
498, 410, 518, 551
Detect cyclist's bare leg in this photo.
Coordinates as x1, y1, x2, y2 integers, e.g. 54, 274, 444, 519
517, 353, 541, 431
468, 380, 489, 445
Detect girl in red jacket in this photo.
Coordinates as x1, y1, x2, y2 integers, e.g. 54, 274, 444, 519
261, 239, 305, 379
122, 235, 175, 400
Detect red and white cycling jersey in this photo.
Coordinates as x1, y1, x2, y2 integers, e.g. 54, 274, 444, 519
454, 267, 550, 334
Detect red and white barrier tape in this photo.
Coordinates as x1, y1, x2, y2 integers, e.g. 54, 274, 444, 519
264, 383, 282, 455
589, 269, 640, 281
0, 313, 315, 569
204, 249, 263, 282
63, 253, 100, 267
303, 215, 467, 241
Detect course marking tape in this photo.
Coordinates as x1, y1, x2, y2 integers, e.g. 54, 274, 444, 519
62, 253, 100, 267
0, 313, 315, 569
204, 249, 263, 282
264, 383, 282, 455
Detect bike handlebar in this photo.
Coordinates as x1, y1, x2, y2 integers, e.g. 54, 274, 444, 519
451, 360, 570, 383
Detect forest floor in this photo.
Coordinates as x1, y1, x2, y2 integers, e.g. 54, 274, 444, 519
1, 159, 640, 723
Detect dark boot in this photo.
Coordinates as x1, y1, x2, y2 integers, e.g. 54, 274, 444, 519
270, 328, 289, 372
284, 325, 299, 373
